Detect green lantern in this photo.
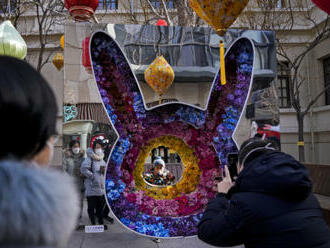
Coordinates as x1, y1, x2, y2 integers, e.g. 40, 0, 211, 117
0, 21, 27, 59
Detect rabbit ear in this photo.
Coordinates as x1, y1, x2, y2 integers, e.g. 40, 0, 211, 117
206, 37, 254, 132
90, 31, 147, 138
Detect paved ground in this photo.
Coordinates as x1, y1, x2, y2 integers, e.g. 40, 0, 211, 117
67, 200, 244, 248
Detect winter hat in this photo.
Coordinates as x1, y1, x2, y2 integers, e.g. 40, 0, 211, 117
154, 157, 165, 167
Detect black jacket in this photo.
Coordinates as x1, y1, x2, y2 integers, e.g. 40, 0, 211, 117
198, 152, 330, 248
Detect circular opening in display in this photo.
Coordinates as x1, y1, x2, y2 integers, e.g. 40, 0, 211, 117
142, 146, 184, 187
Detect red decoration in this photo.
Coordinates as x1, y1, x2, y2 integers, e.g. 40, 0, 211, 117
312, 0, 330, 14
90, 134, 105, 149
64, 0, 99, 22
82, 37, 92, 74
156, 19, 168, 26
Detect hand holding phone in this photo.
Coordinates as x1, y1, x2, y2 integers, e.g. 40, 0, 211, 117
217, 165, 234, 194
227, 153, 239, 182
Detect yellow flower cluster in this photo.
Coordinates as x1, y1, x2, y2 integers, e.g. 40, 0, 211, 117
133, 136, 201, 200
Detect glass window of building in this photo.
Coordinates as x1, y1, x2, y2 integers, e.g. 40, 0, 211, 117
98, 0, 118, 10
324, 57, 330, 105
277, 62, 291, 108
150, 0, 174, 9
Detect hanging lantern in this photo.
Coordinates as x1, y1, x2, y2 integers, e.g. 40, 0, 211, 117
82, 36, 92, 74
144, 55, 175, 104
60, 35, 65, 50
188, 0, 250, 86
156, 19, 168, 26
52, 53, 64, 71
0, 21, 27, 59
312, 0, 330, 14
64, 0, 99, 22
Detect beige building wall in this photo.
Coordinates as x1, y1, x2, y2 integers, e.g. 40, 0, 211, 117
12, 0, 330, 166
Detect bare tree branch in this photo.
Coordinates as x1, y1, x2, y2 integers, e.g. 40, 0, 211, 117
303, 84, 330, 116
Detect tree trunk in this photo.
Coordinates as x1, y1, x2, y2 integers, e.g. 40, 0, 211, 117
174, 0, 187, 26
297, 112, 305, 162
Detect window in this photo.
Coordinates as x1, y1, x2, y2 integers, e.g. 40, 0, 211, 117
98, 0, 118, 10
0, 0, 17, 14
257, 0, 285, 9
275, 0, 285, 8
277, 62, 291, 108
324, 57, 330, 105
150, 0, 174, 9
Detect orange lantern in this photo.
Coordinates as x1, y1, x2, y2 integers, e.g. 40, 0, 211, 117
52, 53, 64, 71
144, 56, 175, 104
60, 35, 65, 50
188, 0, 250, 85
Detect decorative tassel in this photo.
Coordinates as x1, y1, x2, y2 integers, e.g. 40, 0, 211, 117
220, 40, 226, 85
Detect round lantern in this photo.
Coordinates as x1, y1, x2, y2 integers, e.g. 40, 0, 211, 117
0, 21, 27, 59
144, 55, 175, 104
52, 52, 64, 71
64, 0, 99, 22
60, 35, 65, 50
82, 36, 92, 74
156, 19, 167, 26
312, 0, 330, 14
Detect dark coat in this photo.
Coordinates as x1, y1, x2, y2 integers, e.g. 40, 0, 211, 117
198, 151, 330, 248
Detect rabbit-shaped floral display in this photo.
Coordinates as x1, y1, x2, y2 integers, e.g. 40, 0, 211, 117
91, 31, 254, 237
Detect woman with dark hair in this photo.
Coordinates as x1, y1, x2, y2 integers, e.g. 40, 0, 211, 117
0, 56, 79, 247
63, 140, 85, 220
0, 57, 58, 164
81, 139, 107, 228
198, 137, 330, 248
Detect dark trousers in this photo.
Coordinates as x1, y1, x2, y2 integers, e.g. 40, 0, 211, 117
87, 196, 104, 225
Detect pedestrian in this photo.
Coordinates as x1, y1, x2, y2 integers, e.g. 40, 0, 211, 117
63, 140, 85, 220
81, 139, 107, 228
198, 137, 330, 248
0, 56, 79, 247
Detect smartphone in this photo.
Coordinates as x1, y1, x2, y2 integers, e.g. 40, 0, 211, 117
226, 153, 239, 181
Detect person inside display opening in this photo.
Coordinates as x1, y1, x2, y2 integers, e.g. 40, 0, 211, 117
144, 157, 175, 186
198, 137, 330, 248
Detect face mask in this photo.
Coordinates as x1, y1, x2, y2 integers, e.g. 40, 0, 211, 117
95, 148, 103, 156
72, 148, 80, 154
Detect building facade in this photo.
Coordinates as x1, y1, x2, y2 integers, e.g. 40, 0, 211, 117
2, 0, 330, 166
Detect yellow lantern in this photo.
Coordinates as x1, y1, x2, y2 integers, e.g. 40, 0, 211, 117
188, 0, 250, 85
144, 55, 175, 104
60, 35, 65, 50
0, 20, 27, 59
52, 52, 64, 71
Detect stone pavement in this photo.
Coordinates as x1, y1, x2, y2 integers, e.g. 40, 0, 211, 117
67, 200, 244, 248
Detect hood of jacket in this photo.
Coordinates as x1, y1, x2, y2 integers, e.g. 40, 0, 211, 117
0, 160, 79, 247
86, 148, 104, 161
231, 151, 312, 201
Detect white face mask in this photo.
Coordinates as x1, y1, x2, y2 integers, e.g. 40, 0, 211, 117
72, 148, 80, 154
94, 148, 103, 156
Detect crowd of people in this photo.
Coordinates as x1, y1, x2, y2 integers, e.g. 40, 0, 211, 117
63, 137, 114, 229
0, 56, 330, 248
